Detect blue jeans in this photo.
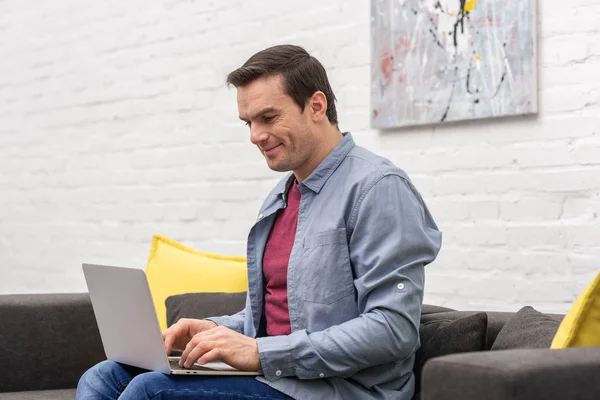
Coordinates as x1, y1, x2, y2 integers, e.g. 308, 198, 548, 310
76, 360, 292, 399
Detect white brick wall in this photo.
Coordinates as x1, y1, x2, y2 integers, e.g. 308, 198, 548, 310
1, 0, 598, 314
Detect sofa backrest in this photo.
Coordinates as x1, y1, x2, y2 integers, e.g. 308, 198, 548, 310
0, 293, 106, 392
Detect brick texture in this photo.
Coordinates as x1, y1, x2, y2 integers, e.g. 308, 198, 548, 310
0, 0, 598, 313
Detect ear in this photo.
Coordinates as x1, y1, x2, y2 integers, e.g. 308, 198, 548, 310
308, 91, 328, 122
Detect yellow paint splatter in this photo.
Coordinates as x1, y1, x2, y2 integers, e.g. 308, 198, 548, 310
464, 0, 479, 13
475, 55, 481, 60
449, 10, 455, 16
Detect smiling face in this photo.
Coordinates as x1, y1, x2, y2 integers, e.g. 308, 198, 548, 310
237, 75, 320, 180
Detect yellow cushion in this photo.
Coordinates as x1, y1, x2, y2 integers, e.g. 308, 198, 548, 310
146, 234, 248, 331
551, 272, 600, 349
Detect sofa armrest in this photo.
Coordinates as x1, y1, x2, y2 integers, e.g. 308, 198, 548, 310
0, 293, 106, 392
421, 346, 600, 400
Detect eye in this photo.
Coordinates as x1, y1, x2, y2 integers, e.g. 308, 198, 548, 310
263, 115, 275, 124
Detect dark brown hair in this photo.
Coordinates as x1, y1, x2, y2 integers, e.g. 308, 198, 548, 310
226, 44, 338, 125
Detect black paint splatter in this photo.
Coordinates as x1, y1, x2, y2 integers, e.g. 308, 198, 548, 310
452, 1, 467, 50
429, 28, 444, 49
441, 66, 459, 122
466, 62, 473, 94
427, 11, 444, 49
493, 70, 507, 97
428, 16, 438, 30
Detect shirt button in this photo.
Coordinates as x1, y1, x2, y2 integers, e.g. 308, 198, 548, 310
275, 370, 282, 377
319, 373, 325, 378
257, 213, 264, 221
397, 283, 405, 290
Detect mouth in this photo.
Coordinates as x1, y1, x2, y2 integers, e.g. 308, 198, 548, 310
263, 144, 282, 156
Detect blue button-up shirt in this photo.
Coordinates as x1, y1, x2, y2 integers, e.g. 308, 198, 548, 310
210, 133, 442, 399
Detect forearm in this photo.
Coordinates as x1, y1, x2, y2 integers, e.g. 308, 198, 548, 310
257, 305, 419, 380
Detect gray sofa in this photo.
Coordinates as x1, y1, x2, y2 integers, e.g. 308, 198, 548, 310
1, 293, 599, 400
0, 294, 105, 400
419, 310, 600, 400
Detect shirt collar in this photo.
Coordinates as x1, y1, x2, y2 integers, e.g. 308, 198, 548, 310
273, 132, 356, 196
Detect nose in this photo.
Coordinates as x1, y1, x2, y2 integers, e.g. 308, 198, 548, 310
249, 125, 269, 146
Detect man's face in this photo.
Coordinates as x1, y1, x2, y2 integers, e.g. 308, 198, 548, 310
237, 75, 317, 174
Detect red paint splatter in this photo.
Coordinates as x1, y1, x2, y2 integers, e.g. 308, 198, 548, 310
380, 51, 394, 85
380, 38, 410, 86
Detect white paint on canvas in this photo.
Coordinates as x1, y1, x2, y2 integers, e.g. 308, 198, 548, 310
371, 0, 538, 128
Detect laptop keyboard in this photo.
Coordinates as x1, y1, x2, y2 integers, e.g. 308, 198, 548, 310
169, 359, 216, 371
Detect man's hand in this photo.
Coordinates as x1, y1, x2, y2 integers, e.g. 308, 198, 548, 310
162, 318, 217, 356
179, 325, 261, 372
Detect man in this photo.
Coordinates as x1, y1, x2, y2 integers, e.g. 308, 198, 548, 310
77, 44, 442, 400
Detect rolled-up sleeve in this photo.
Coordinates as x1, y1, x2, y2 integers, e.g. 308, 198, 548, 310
257, 173, 442, 381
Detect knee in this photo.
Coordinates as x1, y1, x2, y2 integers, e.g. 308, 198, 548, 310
77, 360, 123, 395
123, 372, 167, 398
83, 360, 121, 380
78, 360, 111, 384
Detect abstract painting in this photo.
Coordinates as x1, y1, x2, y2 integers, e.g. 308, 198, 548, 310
371, 0, 537, 129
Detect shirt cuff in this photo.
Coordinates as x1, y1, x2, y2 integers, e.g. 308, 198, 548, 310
256, 335, 294, 381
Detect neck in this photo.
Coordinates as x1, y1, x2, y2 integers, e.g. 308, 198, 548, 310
294, 125, 343, 183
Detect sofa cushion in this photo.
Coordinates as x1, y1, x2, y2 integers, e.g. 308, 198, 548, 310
420, 310, 509, 349
552, 271, 600, 349
413, 312, 488, 399
491, 306, 561, 350
1, 389, 76, 400
421, 304, 455, 314
420, 310, 563, 349
166, 292, 247, 327
146, 234, 248, 331
421, 346, 600, 400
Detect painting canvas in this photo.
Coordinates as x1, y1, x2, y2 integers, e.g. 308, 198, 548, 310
371, 0, 537, 129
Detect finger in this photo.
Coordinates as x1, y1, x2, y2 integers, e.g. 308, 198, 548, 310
179, 338, 195, 367
163, 333, 174, 356
183, 341, 218, 368
164, 323, 188, 355
196, 348, 223, 366
179, 336, 206, 367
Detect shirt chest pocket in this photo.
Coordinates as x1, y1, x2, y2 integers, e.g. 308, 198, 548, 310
300, 228, 355, 304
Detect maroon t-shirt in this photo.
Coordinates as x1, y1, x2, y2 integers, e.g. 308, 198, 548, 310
262, 182, 301, 336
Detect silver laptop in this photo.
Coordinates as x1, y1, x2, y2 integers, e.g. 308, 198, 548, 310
82, 263, 258, 376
